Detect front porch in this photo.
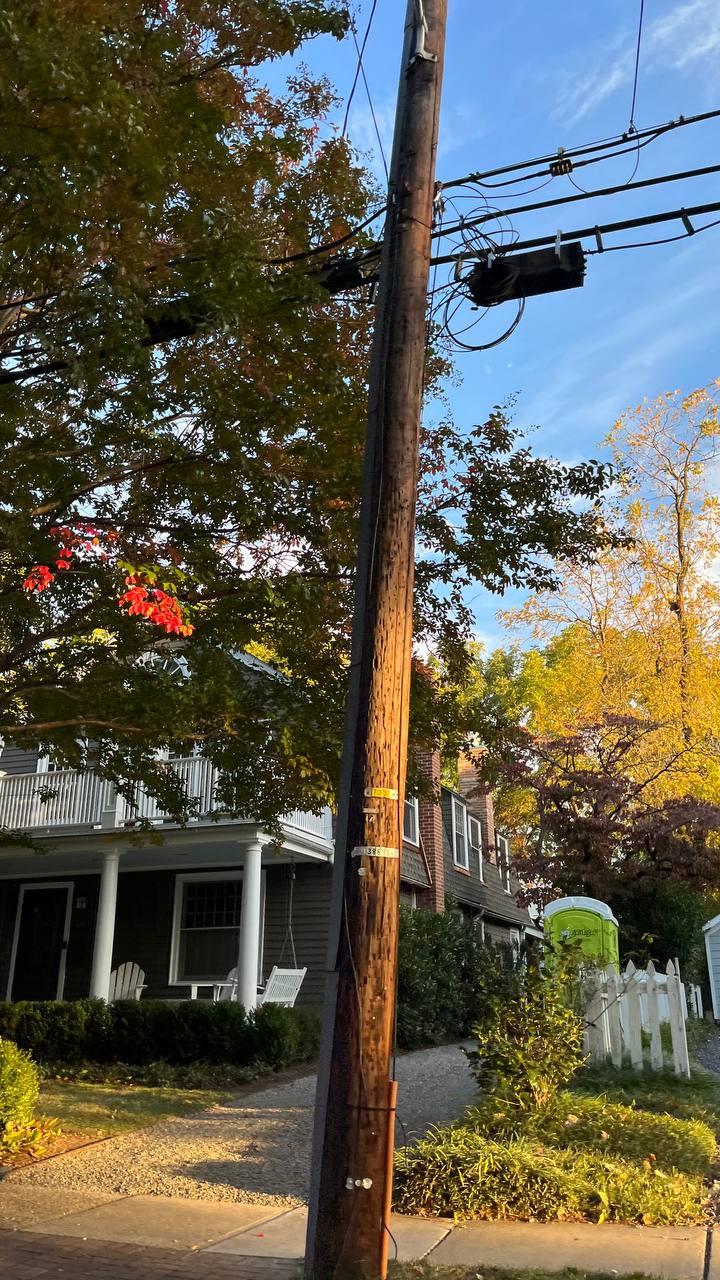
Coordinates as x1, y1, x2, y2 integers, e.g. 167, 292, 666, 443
0, 833, 333, 1010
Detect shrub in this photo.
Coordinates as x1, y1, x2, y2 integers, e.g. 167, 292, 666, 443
393, 1124, 707, 1224
467, 954, 585, 1110
396, 905, 507, 1048
464, 1091, 716, 1176
0, 999, 320, 1074
0, 1038, 39, 1129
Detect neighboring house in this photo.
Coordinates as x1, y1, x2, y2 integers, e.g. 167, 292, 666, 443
0, 744, 533, 1008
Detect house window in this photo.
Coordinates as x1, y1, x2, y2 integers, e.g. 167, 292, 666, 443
509, 927, 521, 955
496, 834, 511, 892
452, 798, 469, 870
170, 872, 264, 985
403, 797, 419, 845
468, 816, 483, 880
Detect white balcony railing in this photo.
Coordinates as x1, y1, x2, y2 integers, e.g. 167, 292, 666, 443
0, 769, 112, 833
0, 759, 332, 846
117, 756, 217, 825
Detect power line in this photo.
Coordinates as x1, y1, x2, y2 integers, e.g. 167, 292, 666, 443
435, 160, 720, 241
341, 0, 381, 136
629, 0, 646, 132
351, 23, 390, 182
267, 204, 387, 265
440, 107, 720, 192
430, 198, 720, 265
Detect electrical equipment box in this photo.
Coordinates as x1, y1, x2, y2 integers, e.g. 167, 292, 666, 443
466, 242, 586, 306
543, 895, 620, 968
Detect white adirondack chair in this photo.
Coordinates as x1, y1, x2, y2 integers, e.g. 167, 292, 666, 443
215, 964, 306, 1007
108, 961, 147, 1001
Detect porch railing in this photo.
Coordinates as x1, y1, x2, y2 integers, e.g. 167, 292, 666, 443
0, 769, 112, 832
0, 758, 332, 845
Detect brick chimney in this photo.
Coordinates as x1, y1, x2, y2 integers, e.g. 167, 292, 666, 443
458, 753, 496, 862
414, 747, 445, 913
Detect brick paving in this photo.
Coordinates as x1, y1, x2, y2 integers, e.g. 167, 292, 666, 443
0, 1230, 301, 1279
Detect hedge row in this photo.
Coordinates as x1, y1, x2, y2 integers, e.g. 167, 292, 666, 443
396, 903, 504, 1048
0, 999, 320, 1069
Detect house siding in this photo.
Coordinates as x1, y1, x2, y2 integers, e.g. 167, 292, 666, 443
0, 746, 40, 776
262, 863, 331, 1007
442, 790, 485, 908
112, 869, 177, 999
0, 860, 332, 1007
400, 843, 430, 888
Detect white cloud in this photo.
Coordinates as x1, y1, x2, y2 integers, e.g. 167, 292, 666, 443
648, 0, 720, 68
552, 0, 720, 124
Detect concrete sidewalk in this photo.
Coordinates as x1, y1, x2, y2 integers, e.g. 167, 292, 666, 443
0, 1186, 713, 1278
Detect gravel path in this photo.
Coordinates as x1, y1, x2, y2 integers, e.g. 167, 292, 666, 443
6, 1043, 476, 1205
695, 1029, 720, 1074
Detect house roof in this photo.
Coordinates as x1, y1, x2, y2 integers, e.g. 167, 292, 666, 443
703, 913, 720, 933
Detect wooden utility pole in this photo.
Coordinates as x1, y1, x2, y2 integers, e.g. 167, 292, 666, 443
304, 3, 448, 1278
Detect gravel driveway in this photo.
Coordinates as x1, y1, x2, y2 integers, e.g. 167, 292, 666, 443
6, 1044, 476, 1205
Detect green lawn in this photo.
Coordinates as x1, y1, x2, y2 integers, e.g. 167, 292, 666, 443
39, 1080, 219, 1137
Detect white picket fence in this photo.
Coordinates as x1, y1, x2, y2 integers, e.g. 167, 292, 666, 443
582, 959, 691, 1078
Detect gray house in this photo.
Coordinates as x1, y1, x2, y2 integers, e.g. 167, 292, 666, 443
0, 743, 533, 1009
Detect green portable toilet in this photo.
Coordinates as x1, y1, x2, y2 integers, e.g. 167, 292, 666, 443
543, 896, 620, 968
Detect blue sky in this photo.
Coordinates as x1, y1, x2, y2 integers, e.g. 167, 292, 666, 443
288, 0, 720, 647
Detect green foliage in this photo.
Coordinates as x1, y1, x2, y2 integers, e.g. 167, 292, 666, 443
574, 1061, 720, 1134
467, 954, 585, 1110
465, 1091, 715, 1176
397, 905, 500, 1048
0, 1037, 39, 1130
0, 0, 622, 834
0, 1115, 61, 1158
610, 883, 711, 980
0, 1000, 319, 1072
393, 1124, 706, 1224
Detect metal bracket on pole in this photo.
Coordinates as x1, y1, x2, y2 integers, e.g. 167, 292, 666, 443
410, 0, 437, 62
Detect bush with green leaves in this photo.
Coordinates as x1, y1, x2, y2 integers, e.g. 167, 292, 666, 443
0, 1037, 39, 1130
467, 953, 585, 1110
0, 1000, 320, 1074
393, 1124, 707, 1224
464, 1091, 715, 1176
397, 904, 515, 1048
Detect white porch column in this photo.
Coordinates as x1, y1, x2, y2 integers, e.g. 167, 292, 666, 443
237, 841, 263, 1011
89, 849, 121, 1000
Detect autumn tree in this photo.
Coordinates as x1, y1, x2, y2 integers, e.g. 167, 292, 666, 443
498, 385, 720, 804
0, 1, 622, 831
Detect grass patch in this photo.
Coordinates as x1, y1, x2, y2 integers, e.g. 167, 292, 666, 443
394, 1052, 720, 1225
393, 1125, 706, 1224
464, 1090, 716, 1175
572, 1060, 720, 1135
39, 1080, 219, 1137
389, 1266, 664, 1280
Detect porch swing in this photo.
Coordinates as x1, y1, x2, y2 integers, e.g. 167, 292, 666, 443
258, 860, 307, 1007
217, 861, 307, 1007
